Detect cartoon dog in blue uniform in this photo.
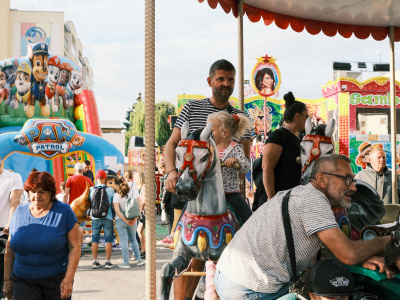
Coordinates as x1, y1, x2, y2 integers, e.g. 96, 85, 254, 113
27, 43, 50, 118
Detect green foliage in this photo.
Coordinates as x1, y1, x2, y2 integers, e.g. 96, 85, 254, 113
124, 100, 176, 155
155, 101, 176, 147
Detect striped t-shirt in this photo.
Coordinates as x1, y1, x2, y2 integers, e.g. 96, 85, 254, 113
174, 98, 252, 141
216, 183, 338, 293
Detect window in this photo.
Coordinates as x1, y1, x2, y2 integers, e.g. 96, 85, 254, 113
64, 37, 68, 50
356, 107, 400, 134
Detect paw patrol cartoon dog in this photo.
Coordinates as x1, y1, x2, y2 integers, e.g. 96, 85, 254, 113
15, 62, 32, 110
28, 43, 50, 118
65, 69, 82, 107
0, 71, 9, 105
55, 63, 72, 111
71, 134, 85, 147
1, 58, 18, 107
45, 56, 61, 112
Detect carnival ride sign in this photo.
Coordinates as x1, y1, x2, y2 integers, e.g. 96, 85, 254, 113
251, 54, 281, 97
13, 119, 85, 159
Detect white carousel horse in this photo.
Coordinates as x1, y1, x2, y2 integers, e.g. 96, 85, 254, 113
159, 122, 240, 300
300, 117, 386, 240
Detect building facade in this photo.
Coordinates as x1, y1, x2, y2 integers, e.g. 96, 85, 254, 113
0, 0, 93, 90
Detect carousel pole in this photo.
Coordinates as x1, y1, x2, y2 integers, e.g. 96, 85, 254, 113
238, 0, 246, 197
389, 26, 398, 204
237, 0, 244, 112
145, 0, 156, 299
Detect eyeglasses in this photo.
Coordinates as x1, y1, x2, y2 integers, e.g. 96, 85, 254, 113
321, 172, 355, 186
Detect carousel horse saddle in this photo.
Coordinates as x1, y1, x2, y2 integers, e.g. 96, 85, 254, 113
347, 180, 385, 232
176, 207, 240, 249
381, 204, 400, 224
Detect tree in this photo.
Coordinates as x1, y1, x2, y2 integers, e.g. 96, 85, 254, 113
155, 101, 176, 147
124, 98, 176, 155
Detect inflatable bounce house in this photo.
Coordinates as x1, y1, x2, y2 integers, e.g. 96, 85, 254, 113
0, 42, 124, 191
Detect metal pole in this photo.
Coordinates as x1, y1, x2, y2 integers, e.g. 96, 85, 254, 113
145, 0, 156, 298
237, 0, 246, 198
237, 0, 244, 111
389, 26, 397, 204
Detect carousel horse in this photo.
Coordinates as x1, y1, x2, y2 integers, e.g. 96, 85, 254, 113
159, 122, 240, 300
300, 117, 386, 240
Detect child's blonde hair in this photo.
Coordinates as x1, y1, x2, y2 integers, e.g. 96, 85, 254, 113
134, 172, 145, 190
207, 111, 250, 140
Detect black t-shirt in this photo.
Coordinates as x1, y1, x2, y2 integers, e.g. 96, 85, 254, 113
83, 170, 94, 182
265, 127, 301, 193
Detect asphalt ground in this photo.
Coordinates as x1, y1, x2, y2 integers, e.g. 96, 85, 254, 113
72, 215, 176, 300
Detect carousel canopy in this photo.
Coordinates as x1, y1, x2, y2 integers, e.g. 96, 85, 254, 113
199, 0, 400, 41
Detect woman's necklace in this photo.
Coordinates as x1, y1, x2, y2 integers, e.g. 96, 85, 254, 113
282, 124, 299, 138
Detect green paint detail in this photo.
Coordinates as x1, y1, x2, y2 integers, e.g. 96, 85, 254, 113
49, 159, 54, 175
188, 224, 192, 229
214, 226, 218, 231
0, 101, 75, 127
75, 119, 83, 132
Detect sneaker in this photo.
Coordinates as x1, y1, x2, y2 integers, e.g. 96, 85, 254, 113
118, 262, 131, 269
140, 251, 146, 259
163, 236, 174, 247
137, 259, 145, 266
92, 261, 101, 269
105, 261, 114, 269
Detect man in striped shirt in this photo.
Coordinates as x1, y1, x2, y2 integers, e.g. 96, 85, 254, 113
215, 154, 391, 300
164, 59, 252, 300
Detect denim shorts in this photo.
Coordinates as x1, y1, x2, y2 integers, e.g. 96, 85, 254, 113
215, 269, 290, 300
91, 218, 114, 243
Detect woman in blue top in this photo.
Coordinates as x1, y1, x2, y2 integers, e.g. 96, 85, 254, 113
3, 171, 81, 300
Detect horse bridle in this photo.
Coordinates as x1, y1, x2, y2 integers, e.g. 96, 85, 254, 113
301, 134, 332, 174
177, 139, 214, 192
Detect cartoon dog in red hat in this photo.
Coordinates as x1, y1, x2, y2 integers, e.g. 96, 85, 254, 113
54, 62, 72, 111
45, 56, 61, 112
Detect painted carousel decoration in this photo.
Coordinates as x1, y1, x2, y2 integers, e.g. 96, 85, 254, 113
251, 54, 281, 97
160, 122, 240, 299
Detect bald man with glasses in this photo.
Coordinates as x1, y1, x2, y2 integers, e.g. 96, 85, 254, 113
215, 154, 390, 300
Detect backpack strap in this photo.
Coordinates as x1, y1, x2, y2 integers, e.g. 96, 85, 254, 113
282, 190, 296, 282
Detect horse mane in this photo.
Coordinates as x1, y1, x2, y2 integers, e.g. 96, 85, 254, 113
185, 128, 203, 141
309, 124, 327, 136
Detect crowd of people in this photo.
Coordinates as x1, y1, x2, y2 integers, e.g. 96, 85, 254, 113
2, 58, 400, 300
160, 59, 400, 300
0, 156, 148, 299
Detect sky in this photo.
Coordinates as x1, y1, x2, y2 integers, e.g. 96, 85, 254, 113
10, 0, 400, 123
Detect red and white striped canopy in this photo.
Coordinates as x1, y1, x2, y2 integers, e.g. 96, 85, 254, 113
199, 0, 400, 41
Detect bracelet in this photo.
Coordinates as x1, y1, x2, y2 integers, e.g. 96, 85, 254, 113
166, 168, 178, 178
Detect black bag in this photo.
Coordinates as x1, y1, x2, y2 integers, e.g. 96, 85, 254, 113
91, 186, 110, 218
282, 190, 311, 296
252, 156, 267, 211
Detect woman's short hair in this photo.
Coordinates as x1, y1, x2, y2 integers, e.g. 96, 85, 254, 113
24, 171, 57, 201
255, 68, 276, 91
116, 175, 130, 198
282, 91, 307, 123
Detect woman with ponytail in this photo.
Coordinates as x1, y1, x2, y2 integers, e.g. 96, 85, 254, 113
261, 91, 308, 200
